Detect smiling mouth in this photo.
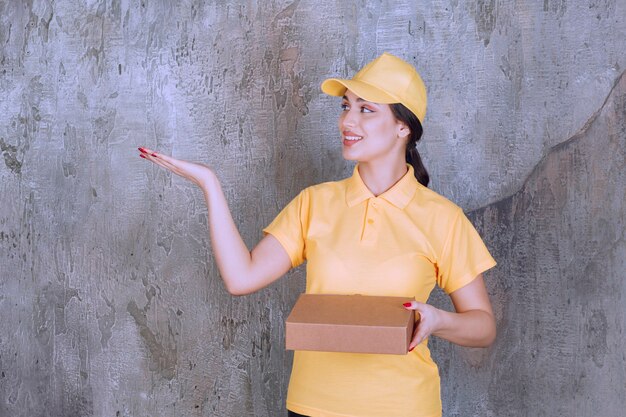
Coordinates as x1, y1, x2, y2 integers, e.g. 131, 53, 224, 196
343, 135, 363, 141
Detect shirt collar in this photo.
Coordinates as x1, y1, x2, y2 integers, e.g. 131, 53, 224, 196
346, 164, 419, 209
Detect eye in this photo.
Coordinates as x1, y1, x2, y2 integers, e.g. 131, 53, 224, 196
361, 106, 374, 113
341, 103, 350, 111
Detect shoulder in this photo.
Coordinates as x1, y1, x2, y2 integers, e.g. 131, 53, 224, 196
412, 184, 462, 216
404, 184, 466, 236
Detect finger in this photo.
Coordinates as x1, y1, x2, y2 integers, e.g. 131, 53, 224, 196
137, 147, 177, 169
139, 151, 202, 184
139, 150, 174, 170
146, 152, 195, 178
152, 157, 189, 179
146, 152, 178, 171
409, 328, 429, 352
138, 147, 173, 163
138, 147, 211, 187
402, 300, 423, 310
139, 147, 180, 166
138, 146, 155, 156
156, 158, 198, 181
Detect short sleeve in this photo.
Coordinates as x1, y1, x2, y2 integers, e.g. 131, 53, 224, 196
437, 208, 497, 294
263, 189, 310, 268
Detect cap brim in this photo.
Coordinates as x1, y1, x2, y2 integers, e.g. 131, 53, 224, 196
321, 78, 400, 104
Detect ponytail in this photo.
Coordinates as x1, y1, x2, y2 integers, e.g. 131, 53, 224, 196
406, 146, 429, 187
390, 103, 429, 187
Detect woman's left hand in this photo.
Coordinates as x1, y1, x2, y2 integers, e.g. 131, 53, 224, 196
402, 275, 497, 350
403, 301, 444, 352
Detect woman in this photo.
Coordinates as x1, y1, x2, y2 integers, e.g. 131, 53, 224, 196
139, 52, 496, 417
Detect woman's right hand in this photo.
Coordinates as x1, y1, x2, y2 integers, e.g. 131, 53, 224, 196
137, 146, 292, 295
138, 147, 214, 188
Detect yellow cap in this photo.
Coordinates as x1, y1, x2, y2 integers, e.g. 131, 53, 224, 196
321, 52, 427, 124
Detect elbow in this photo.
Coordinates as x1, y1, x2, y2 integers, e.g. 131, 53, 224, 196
223, 277, 256, 296
464, 313, 496, 348
219, 270, 251, 296
227, 288, 246, 296
479, 319, 497, 347
467, 330, 496, 348
481, 329, 497, 347
224, 283, 251, 296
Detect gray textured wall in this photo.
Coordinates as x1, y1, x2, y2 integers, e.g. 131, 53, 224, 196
0, 1, 624, 416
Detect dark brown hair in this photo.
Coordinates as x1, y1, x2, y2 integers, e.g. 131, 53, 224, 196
390, 103, 429, 187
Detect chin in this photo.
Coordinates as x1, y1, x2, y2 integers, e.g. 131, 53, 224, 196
341, 149, 360, 162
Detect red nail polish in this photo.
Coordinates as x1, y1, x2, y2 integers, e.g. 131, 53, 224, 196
138, 147, 147, 153
151, 153, 157, 157
140, 154, 146, 159
409, 346, 415, 352
403, 302, 412, 308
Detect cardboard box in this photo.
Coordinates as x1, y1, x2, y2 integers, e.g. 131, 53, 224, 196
285, 294, 415, 355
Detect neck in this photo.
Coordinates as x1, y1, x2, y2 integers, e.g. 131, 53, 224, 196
357, 160, 408, 196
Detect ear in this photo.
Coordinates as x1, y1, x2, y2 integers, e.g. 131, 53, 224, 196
397, 122, 411, 140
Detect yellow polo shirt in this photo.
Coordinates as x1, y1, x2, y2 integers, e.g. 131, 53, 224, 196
264, 164, 496, 417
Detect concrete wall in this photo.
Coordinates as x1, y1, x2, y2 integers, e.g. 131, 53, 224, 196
0, 1, 624, 416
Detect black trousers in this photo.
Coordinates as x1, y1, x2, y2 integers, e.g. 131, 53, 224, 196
288, 411, 309, 417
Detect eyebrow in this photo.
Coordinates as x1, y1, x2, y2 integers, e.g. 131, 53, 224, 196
342, 95, 368, 103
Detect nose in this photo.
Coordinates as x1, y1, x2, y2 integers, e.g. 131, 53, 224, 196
341, 107, 357, 128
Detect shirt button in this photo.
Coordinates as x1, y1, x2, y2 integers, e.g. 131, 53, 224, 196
367, 218, 374, 224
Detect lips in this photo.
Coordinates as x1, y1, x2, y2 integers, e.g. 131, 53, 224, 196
342, 131, 363, 145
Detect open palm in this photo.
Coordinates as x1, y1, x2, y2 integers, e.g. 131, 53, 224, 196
138, 147, 213, 187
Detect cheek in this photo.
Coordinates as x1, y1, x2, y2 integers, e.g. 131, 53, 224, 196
364, 119, 389, 137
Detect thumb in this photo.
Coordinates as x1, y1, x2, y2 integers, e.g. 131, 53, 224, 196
402, 300, 424, 310
402, 301, 423, 321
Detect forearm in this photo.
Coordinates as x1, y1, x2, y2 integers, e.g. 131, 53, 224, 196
200, 173, 256, 295
138, 148, 291, 295
432, 309, 496, 347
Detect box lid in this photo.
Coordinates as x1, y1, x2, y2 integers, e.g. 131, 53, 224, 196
287, 294, 414, 327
